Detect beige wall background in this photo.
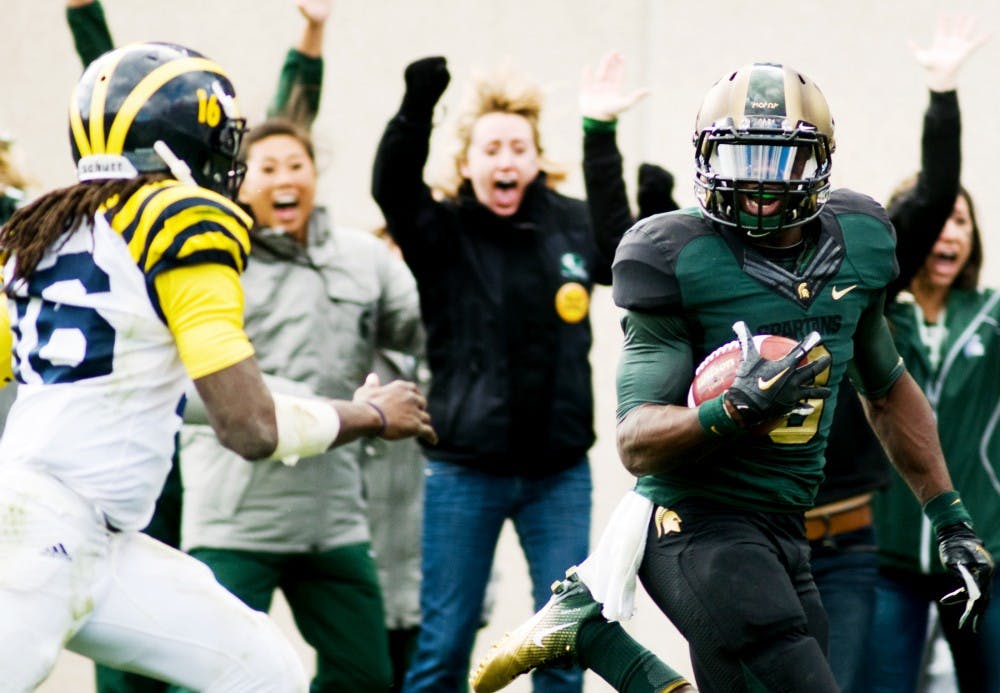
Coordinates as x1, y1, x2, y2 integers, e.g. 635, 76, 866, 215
3, 0, 999, 268
3, 0, 996, 690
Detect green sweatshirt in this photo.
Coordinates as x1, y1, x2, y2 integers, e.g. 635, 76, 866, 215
875, 288, 1000, 574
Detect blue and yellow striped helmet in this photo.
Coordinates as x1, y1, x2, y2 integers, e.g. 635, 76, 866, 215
69, 42, 247, 199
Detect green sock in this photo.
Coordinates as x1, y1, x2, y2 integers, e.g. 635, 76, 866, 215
576, 617, 689, 693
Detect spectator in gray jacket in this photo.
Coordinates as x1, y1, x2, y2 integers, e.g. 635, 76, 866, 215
180, 117, 424, 692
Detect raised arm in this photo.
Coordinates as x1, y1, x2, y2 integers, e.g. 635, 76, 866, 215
886, 13, 990, 301
371, 57, 450, 264
579, 52, 649, 261
268, 0, 333, 130
65, 0, 114, 68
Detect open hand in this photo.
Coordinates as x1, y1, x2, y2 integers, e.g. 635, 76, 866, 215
910, 13, 991, 92
579, 51, 649, 122
295, 0, 334, 25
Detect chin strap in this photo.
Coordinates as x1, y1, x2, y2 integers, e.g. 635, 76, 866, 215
153, 140, 197, 187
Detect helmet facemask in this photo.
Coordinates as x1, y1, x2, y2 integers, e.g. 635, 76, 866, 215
692, 63, 835, 239
695, 120, 832, 238
191, 77, 248, 198
200, 115, 248, 199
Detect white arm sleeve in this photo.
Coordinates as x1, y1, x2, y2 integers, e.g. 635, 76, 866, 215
268, 392, 342, 466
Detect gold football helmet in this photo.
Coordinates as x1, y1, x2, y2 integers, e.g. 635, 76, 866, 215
693, 63, 835, 237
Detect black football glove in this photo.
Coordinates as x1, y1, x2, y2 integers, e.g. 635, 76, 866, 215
937, 521, 994, 631
400, 56, 450, 123
724, 321, 832, 430
636, 163, 679, 220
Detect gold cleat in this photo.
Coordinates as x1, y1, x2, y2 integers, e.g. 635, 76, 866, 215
470, 568, 600, 693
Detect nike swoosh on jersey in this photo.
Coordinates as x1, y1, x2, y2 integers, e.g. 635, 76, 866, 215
757, 367, 790, 391
532, 622, 573, 648
831, 284, 858, 300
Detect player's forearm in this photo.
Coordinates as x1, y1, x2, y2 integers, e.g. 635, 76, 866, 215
194, 360, 386, 462
616, 403, 717, 476
330, 400, 387, 445
862, 370, 955, 504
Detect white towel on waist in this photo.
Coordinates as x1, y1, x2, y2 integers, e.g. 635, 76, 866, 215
575, 489, 654, 622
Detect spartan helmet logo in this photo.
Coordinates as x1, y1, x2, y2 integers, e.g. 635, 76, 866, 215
655, 507, 683, 537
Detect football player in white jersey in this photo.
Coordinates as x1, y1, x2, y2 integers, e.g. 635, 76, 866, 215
0, 42, 436, 692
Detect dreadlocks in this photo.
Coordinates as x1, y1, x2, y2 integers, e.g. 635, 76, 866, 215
0, 174, 168, 286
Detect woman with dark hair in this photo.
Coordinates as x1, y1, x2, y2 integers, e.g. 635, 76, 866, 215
178, 114, 425, 692
868, 181, 1000, 693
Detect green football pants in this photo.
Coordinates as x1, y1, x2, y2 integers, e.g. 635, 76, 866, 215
190, 541, 392, 692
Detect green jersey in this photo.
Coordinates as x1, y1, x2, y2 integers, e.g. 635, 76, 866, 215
875, 288, 1000, 574
613, 189, 902, 512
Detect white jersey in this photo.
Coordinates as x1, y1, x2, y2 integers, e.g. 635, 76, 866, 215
0, 181, 251, 531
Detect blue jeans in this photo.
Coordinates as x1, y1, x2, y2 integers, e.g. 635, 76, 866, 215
867, 567, 1000, 693
810, 526, 879, 693
403, 459, 592, 693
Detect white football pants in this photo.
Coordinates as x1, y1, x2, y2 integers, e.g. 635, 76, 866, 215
0, 465, 307, 692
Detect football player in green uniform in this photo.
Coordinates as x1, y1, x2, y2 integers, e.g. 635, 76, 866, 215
473, 62, 992, 693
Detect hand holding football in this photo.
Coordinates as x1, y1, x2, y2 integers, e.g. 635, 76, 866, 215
687, 335, 800, 407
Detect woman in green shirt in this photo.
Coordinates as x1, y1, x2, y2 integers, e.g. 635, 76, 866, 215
870, 184, 1000, 692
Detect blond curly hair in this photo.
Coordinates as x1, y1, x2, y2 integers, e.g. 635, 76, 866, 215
436, 66, 567, 198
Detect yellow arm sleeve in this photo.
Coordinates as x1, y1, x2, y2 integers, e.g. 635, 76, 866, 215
0, 295, 12, 384
154, 263, 255, 380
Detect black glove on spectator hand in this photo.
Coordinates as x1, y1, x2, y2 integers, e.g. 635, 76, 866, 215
637, 163, 679, 220
937, 521, 995, 630
724, 321, 831, 430
401, 56, 450, 123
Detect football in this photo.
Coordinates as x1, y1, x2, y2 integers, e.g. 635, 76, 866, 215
687, 335, 800, 406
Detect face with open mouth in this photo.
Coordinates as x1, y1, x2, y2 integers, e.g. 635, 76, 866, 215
239, 133, 317, 243
919, 194, 974, 290
460, 112, 540, 217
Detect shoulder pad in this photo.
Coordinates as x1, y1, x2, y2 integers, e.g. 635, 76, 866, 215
825, 189, 898, 290
612, 209, 707, 312
112, 181, 252, 278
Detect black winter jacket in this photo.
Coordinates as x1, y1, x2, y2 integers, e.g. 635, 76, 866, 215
372, 113, 623, 477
